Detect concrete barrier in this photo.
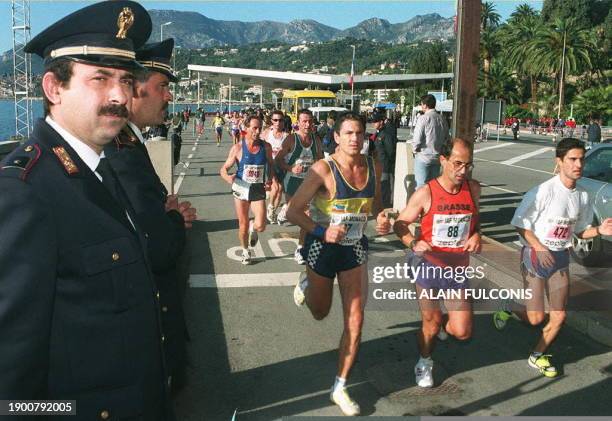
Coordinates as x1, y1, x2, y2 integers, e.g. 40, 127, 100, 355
392, 140, 415, 210
145, 140, 174, 194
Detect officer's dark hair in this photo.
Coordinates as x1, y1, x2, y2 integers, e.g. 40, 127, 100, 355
440, 137, 473, 158
244, 114, 262, 127
334, 111, 365, 134
133, 67, 154, 83
556, 137, 585, 160
420, 94, 436, 109
42, 59, 73, 116
297, 108, 313, 119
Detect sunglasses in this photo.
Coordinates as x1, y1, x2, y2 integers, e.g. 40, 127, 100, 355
271, 118, 282, 122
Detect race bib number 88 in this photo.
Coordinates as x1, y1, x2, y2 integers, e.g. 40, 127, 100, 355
431, 213, 472, 248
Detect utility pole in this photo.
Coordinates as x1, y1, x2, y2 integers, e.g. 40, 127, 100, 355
12, 0, 32, 140
451, 0, 481, 142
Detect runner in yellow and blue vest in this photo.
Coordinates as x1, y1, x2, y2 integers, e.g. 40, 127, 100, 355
275, 109, 323, 264
286, 111, 389, 416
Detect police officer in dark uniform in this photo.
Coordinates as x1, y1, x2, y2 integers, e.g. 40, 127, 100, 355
105, 38, 197, 392
372, 111, 397, 208
0, 2, 174, 419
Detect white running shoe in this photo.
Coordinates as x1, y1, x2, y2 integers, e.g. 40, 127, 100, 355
276, 203, 288, 224
330, 387, 360, 416
415, 358, 434, 388
248, 220, 258, 247
294, 246, 305, 265
293, 272, 308, 306
241, 249, 251, 265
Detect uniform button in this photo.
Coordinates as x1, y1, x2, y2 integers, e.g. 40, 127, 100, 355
156, 291, 160, 300
162, 306, 168, 312
100, 410, 110, 420
162, 335, 166, 342
24, 146, 33, 152
144, 233, 149, 238
112, 252, 120, 261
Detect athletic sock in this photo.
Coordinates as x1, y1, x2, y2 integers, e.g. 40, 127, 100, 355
333, 376, 346, 393
417, 356, 433, 366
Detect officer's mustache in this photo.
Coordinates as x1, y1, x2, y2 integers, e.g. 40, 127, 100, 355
99, 104, 129, 118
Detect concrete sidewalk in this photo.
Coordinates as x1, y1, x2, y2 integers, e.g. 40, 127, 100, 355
472, 236, 612, 347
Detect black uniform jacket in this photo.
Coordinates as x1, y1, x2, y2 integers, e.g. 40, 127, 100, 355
105, 124, 187, 375
0, 119, 173, 421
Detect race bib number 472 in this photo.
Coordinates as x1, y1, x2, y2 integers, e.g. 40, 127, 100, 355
431, 213, 472, 248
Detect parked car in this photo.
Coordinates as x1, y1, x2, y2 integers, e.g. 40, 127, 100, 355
571, 143, 612, 266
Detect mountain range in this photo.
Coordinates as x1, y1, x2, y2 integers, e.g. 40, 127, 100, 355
0, 11, 454, 77
148, 10, 455, 48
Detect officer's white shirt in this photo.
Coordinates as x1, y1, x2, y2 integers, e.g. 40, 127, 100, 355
511, 175, 592, 251
127, 120, 145, 144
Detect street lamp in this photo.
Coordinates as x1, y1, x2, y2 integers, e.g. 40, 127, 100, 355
160, 21, 172, 42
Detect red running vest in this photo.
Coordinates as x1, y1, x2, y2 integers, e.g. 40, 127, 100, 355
419, 179, 478, 267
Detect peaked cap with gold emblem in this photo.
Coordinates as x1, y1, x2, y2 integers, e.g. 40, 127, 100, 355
25, 0, 152, 70
136, 38, 178, 83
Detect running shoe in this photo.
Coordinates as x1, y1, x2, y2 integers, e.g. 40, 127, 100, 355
276, 204, 288, 224
528, 353, 558, 378
266, 204, 276, 224
293, 272, 308, 306
241, 249, 251, 265
294, 246, 305, 265
248, 220, 258, 247
415, 358, 434, 388
330, 387, 360, 416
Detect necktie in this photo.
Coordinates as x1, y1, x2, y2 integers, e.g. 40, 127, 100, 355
95, 157, 125, 207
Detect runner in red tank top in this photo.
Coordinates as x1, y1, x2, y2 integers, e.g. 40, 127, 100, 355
379, 137, 482, 388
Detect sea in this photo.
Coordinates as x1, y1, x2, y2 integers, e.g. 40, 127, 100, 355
0, 99, 44, 142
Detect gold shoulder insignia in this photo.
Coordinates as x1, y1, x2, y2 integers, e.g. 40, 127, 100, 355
116, 7, 134, 39
52, 146, 79, 175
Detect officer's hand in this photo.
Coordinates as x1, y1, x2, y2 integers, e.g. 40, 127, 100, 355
324, 224, 347, 243
376, 211, 392, 235
178, 201, 197, 229
292, 164, 303, 175
165, 194, 179, 212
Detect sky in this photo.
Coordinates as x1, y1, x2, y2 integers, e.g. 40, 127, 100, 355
1, 1, 544, 53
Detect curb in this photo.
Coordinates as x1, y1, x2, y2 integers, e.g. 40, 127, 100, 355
473, 235, 612, 348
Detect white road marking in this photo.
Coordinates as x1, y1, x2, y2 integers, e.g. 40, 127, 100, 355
474, 143, 516, 154
501, 147, 553, 165
188, 154, 193, 159
475, 157, 554, 175
480, 182, 520, 195
174, 172, 186, 193
189, 272, 302, 288
191, 146, 196, 151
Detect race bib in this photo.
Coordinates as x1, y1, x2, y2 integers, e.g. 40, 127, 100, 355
543, 217, 573, 249
431, 213, 472, 248
330, 212, 367, 245
243, 164, 264, 183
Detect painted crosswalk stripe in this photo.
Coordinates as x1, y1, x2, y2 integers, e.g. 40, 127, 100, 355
501, 147, 553, 165
474, 143, 515, 154
189, 272, 302, 288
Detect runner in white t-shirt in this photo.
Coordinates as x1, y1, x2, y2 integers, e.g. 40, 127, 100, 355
494, 138, 612, 378
261, 110, 288, 223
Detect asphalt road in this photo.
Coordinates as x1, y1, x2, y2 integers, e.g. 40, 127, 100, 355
170, 123, 611, 419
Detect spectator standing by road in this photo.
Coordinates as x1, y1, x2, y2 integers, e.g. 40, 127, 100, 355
411, 94, 449, 188
372, 111, 397, 208
587, 116, 602, 145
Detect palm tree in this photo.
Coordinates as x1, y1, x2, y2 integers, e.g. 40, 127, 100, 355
480, 27, 499, 87
528, 17, 596, 115
481, 2, 501, 31
509, 3, 538, 24
572, 85, 611, 123
478, 63, 520, 104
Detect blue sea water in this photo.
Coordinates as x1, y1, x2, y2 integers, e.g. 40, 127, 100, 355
0, 99, 44, 141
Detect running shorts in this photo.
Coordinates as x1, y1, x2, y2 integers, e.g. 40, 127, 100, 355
301, 234, 368, 279
232, 178, 266, 202
215, 126, 223, 135
521, 246, 569, 279
284, 174, 304, 196
407, 251, 470, 290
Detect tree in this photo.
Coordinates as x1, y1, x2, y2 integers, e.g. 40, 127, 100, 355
541, 0, 593, 28
481, 2, 501, 30
478, 63, 520, 104
572, 85, 612, 123
528, 17, 596, 114
509, 3, 539, 23
479, 28, 499, 87
408, 42, 448, 74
